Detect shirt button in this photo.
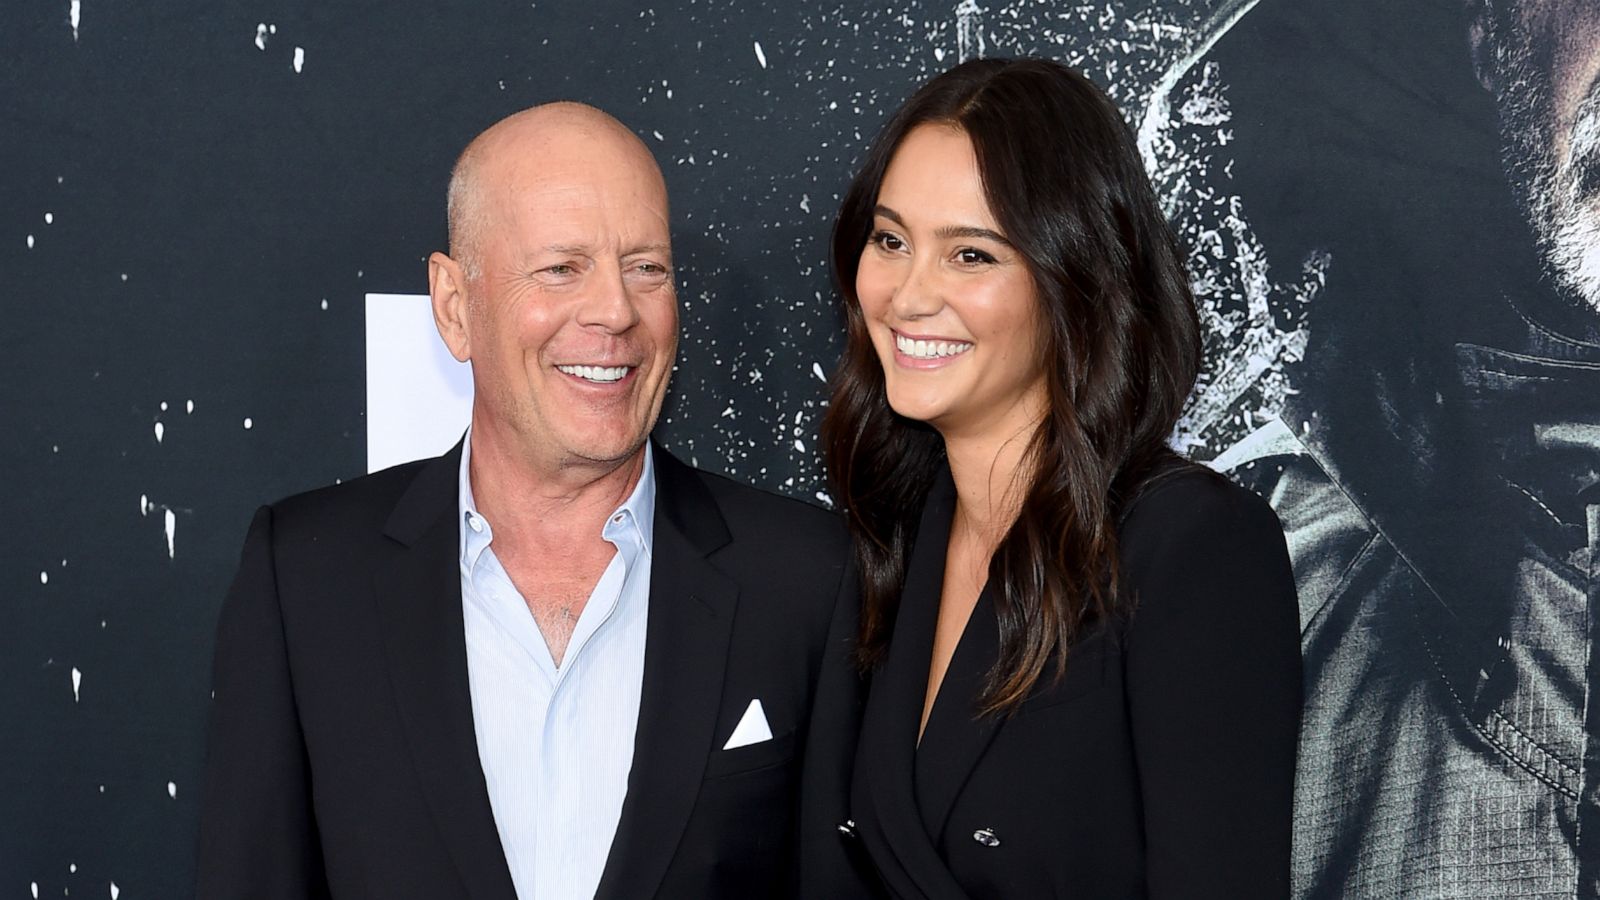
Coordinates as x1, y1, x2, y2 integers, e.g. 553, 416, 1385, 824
467, 514, 484, 534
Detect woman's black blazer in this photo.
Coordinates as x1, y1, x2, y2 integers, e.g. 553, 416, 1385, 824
848, 463, 1302, 899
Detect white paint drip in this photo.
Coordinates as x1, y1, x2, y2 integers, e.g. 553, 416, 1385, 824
293, 46, 304, 73
31, 881, 38, 899
754, 41, 767, 68
71, 667, 81, 702
164, 508, 176, 558
110, 883, 119, 899
811, 362, 826, 381
254, 23, 269, 50
154, 422, 164, 443
69, 0, 80, 41
167, 781, 177, 798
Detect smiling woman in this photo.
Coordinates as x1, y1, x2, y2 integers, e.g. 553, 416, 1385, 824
822, 58, 1302, 899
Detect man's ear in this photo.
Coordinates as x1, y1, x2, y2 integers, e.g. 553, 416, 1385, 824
1466, 0, 1496, 93
428, 251, 473, 363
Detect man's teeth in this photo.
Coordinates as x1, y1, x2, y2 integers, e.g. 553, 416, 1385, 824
895, 334, 973, 359
557, 365, 630, 383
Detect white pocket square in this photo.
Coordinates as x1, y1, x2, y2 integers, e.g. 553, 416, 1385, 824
722, 698, 773, 750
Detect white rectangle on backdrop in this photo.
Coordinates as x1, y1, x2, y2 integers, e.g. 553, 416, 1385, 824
365, 293, 474, 474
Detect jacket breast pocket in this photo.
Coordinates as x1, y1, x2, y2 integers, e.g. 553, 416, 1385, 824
703, 729, 798, 778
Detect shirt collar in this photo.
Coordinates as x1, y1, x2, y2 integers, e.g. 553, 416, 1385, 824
458, 429, 657, 572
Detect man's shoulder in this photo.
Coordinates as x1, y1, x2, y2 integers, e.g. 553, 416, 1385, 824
263, 455, 442, 543
683, 463, 846, 551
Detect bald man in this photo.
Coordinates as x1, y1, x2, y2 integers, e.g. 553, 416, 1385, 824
196, 104, 870, 900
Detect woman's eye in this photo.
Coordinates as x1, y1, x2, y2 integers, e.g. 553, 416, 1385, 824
869, 231, 906, 252
956, 248, 996, 266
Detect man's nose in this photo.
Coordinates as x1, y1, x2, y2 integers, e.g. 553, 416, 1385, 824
577, 261, 643, 332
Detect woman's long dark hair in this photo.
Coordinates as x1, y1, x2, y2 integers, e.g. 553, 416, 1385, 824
821, 58, 1202, 715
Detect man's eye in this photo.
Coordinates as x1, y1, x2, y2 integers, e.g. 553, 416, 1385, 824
544, 264, 576, 276
868, 231, 905, 252
634, 262, 668, 275
956, 248, 996, 266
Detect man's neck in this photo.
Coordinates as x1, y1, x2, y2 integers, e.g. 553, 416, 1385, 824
467, 424, 647, 554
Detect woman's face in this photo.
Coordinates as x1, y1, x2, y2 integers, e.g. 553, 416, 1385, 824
856, 123, 1048, 443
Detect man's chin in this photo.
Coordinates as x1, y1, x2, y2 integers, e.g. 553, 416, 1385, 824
1548, 206, 1600, 313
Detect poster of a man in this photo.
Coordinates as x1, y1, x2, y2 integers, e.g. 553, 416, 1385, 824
1151, 0, 1600, 895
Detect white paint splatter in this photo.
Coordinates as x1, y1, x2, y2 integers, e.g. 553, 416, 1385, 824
26, 234, 35, 249
651, 130, 664, 141
31, 881, 38, 898
70, 863, 77, 874
164, 508, 176, 558
71, 668, 81, 702
753, 41, 767, 69
799, 194, 811, 213
811, 362, 826, 381
40, 571, 48, 585
159, 401, 168, 411
292, 46, 304, 73
119, 272, 128, 281
139, 494, 149, 516
110, 883, 119, 899
254, 23, 269, 50
167, 781, 177, 798
44, 212, 54, 224
319, 298, 328, 310
794, 438, 806, 452
69, 0, 80, 41
185, 399, 194, 414
243, 417, 253, 429
154, 422, 164, 443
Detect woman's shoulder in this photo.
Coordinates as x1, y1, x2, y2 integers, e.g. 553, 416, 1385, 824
1117, 463, 1287, 570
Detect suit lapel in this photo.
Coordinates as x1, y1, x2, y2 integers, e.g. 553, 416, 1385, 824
594, 446, 737, 900
371, 443, 518, 900
912, 588, 1004, 842
855, 468, 976, 900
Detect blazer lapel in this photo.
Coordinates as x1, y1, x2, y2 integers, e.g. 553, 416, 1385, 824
371, 443, 518, 900
855, 468, 975, 900
912, 588, 1004, 842
594, 446, 738, 900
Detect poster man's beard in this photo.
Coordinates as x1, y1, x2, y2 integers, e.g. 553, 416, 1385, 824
1493, 32, 1600, 314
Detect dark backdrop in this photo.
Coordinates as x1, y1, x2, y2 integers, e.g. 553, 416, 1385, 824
7, 0, 1595, 897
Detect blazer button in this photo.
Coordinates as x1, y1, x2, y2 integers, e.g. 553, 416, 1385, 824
972, 828, 1000, 848
837, 819, 858, 839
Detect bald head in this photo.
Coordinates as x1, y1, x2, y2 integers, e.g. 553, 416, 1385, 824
446, 102, 667, 279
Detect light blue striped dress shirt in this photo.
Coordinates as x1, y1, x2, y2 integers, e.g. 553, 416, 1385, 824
458, 434, 654, 900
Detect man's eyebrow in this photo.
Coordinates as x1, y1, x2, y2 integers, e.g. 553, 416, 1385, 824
622, 243, 673, 258
873, 204, 1013, 247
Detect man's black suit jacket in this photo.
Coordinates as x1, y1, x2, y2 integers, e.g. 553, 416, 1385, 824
196, 441, 868, 899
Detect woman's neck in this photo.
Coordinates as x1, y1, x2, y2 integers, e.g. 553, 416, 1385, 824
942, 424, 1036, 551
